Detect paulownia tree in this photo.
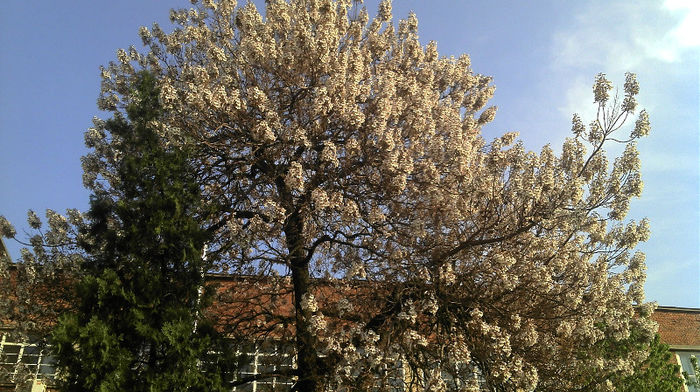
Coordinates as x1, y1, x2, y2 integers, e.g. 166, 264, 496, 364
2, 0, 658, 391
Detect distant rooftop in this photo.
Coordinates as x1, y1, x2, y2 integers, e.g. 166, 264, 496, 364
652, 306, 700, 348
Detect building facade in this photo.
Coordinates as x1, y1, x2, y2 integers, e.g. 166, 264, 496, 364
1, 275, 699, 392
652, 306, 700, 392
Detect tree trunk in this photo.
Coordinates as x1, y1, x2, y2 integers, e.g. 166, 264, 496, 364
286, 209, 320, 392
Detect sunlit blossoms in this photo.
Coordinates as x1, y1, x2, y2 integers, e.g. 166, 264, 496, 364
0, 208, 85, 350
3, 0, 655, 391
0, 216, 16, 238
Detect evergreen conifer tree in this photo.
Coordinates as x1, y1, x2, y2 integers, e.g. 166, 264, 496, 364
600, 330, 684, 392
613, 334, 684, 392
51, 72, 229, 392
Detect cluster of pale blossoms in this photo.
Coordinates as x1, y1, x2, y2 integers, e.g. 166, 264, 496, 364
0, 208, 85, 346
1, 209, 85, 268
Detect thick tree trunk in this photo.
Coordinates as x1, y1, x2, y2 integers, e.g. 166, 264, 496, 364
286, 209, 320, 392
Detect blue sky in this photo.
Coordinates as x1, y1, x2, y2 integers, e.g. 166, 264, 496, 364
1, 1, 698, 307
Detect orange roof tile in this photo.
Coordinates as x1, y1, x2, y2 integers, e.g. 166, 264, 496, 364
651, 306, 700, 347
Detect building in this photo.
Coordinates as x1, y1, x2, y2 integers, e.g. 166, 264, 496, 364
652, 306, 700, 392
1, 269, 699, 391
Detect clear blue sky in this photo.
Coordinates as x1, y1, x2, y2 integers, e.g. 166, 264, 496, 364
1, 1, 698, 307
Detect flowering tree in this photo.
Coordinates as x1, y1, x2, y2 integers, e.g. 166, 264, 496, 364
2, 0, 657, 391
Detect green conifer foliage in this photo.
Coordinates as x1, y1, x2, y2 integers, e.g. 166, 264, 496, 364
612, 334, 684, 392
51, 72, 229, 392
580, 322, 685, 392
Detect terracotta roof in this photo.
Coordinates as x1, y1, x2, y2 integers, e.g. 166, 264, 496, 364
4, 266, 700, 350
651, 306, 700, 348
206, 274, 390, 339
0, 266, 75, 334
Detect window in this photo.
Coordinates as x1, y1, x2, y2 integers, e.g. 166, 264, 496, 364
677, 351, 700, 392
231, 341, 295, 392
0, 334, 57, 385
374, 360, 405, 392
441, 361, 487, 391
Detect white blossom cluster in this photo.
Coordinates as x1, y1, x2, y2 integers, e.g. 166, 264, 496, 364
0, 209, 86, 342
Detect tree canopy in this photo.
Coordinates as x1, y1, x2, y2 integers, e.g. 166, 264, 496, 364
1, 0, 661, 391
49, 72, 230, 392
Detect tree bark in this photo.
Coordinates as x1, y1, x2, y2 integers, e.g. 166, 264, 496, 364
286, 209, 320, 392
